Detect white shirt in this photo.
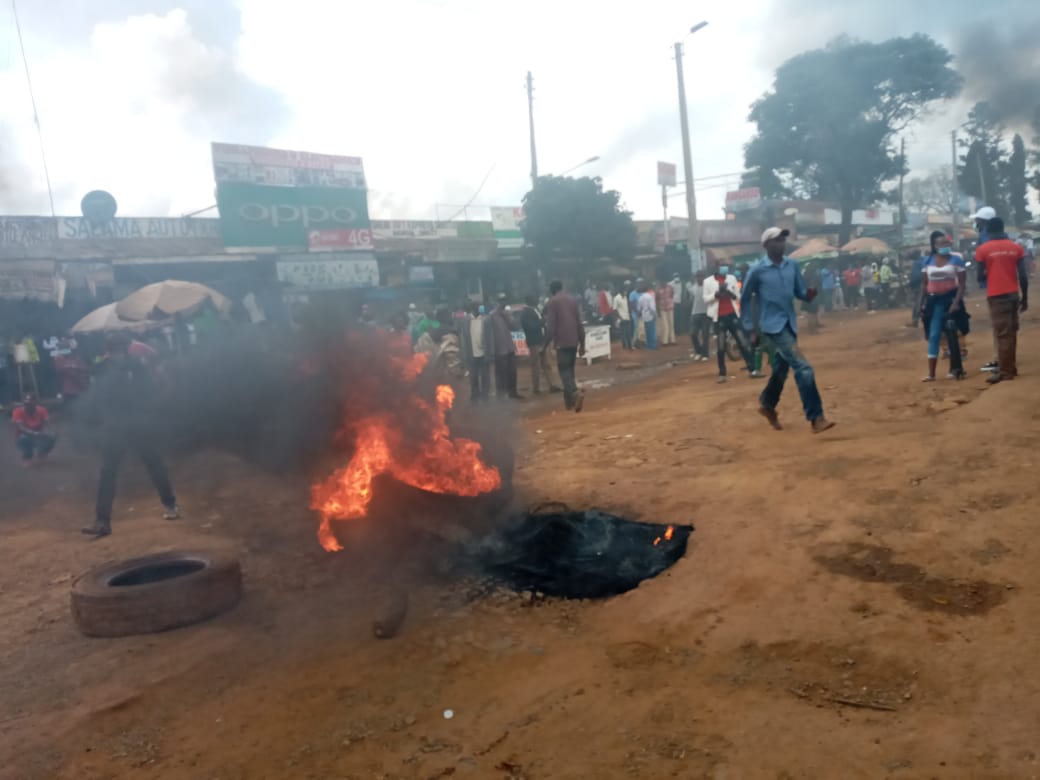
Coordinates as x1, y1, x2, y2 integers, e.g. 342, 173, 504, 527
688, 282, 707, 315
469, 318, 485, 358
702, 274, 741, 322
669, 278, 683, 304
613, 292, 630, 321
637, 291, 657, 322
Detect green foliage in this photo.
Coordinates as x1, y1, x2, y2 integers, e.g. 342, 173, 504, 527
1007, 134, 1032, 227
958, 102, 1008, 217
744, 34, 961, 243
521, 175, 636, 262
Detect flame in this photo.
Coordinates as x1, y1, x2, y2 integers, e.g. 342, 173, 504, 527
664, 525, 674, 541
310, 377, 501, 552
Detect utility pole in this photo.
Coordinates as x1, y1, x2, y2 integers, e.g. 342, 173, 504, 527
674, 42, 702, 272
526, 71, 538, 189
662, 185, 670, 244
951, 130, 959, 242
897, 136, 905, 249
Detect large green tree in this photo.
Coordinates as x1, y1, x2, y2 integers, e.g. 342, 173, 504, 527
1030, 106, 1040, 206
521, 175, 636, 264
1006, 134, 1032, 227
744, 35, 961, 244
958, 102, 1008, 218
903, 168, 955, 214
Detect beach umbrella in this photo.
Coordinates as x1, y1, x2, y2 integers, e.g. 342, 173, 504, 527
116, 280, 232, 322
841, 237, 890, 255
70, 302, 159, 334
790, 239, 840, 261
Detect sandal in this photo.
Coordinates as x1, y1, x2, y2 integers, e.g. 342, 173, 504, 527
921, 376, 935, 383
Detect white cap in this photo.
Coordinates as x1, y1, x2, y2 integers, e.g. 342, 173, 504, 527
973, 206, 997, 221
761, 226, 790, 245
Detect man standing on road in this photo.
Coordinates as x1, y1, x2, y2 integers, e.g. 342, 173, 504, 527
637, 282, 658, 350
489, 294, 522, 400
614, 282, 633, 350
629, 282, 644, 347
820, 265, 836, 313
519, 295, 561, 395
82, 334, 180, 538
973, 206, 1000, 373
544, 280, 586, 412
657, 278, 676, 345
975, 217, 1028, 385
843, 264, 862, 310
741, 228, 835, 434
688, 271, 710, 362
705, 259, 760, 384
460, 303, 491, 402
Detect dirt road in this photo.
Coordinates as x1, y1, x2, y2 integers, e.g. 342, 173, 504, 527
3, 301, 1040, 779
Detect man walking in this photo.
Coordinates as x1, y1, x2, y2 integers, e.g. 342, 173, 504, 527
82, 334, 179, 538
740, 228, 834, 434
489, 294, 522, 400
629, 282, 644, 347
519, 295, 561, 394
614, 282, 633, 350
975, 217, 1028, 385
544, 280, 586, 412
705, 259, 760, 383
460, 303, 491, 402
637, 282, 658, 350
657, 279, 676, 345
688, 271, 710, 362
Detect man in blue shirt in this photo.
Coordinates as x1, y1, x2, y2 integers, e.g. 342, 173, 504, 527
819, 265, 836, 312
740, 227, 835, 434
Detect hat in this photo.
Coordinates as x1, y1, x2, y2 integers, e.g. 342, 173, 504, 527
761, 226, 790, 245
408, 303, 416, 310
496, 292, 508, 301
973, 206, 997, 221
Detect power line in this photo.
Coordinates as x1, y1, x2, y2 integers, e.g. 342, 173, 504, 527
12, 0, 55, 217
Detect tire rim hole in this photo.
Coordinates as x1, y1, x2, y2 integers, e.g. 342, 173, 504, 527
108, 560, 206, 587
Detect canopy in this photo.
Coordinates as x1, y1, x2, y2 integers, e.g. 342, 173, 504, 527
841, 237, 890, 255
115, 280, 232, 322
70, 302, 161, 334
790, 239, 840, 261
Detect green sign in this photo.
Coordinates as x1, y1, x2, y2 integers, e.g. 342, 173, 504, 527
216, 182, 371, 249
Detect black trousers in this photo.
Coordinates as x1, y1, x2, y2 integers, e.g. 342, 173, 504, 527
96, 437, 176, 526
556, 347, 579, 408
469, 356, 490, 401
716, 314, 754, 376
690, 313, 711, 357
494, 354, 518, 397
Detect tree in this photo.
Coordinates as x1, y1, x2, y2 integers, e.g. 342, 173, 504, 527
521, 175, 636, 264
958, 102, 1008, 218
744, 35, 961, 244
1030, 106, 1040, 206
903, 168, 955, 214
1006, 134, 1033, 227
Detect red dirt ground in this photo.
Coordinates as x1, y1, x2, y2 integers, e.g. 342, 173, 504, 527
3, 300, 1040, 779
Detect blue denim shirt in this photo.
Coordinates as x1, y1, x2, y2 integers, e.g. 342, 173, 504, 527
740, 255, 808, 335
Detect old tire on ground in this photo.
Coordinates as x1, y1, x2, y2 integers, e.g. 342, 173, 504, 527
71, 551, 242, 638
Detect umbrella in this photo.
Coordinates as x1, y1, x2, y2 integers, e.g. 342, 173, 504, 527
116, 280, 232, 322
790, 239, 840, 261
841, 237, 890, 255
70, 303, 162, 334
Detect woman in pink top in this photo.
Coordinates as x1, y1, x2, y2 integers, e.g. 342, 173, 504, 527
918, 233, 966, 381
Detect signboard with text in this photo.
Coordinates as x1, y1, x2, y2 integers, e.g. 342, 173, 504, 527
307, 228, 373, 251
275, 252, 379, 291
212, 143, 366, 189
725, 187, 762, 213
657, 161, 677, 187
60, 217, 219, 240
491, 206, 525, 249
216, 181, 371, 250
584, 324, 612, 365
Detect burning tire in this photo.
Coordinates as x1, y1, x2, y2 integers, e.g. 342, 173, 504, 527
71, 551, 242, 637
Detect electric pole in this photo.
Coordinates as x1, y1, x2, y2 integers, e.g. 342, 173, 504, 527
951, 130, 959, 242
674, 38, 704, 272
526, 71, 538, 189
897, 136, 905, 248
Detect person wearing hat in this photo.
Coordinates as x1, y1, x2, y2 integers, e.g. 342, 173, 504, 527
975, 217, 1028, 384
740, 228, 834, 434
972, 206, 1000, 372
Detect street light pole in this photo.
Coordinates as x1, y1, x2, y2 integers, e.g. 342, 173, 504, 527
674, 21, 708, 272
527, 71, 538, 188
558, 156, 601, 177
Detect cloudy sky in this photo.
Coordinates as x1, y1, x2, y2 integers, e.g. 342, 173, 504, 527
1, 1, 1036, 222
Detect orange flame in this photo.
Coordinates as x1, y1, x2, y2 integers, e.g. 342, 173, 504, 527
664, 525, 674, 541
310, 378, 501, 552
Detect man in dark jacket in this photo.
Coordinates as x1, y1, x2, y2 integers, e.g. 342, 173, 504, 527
81, 333, 179, 538
489, 294, 522, 400
544, 280, 586, 412
459, 303, 492, 402
519, 295, 561, 395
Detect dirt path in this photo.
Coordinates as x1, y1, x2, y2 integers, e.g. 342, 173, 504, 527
4, 301, 1040, 779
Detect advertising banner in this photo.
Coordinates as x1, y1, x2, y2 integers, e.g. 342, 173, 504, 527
724, 187, 762, 213
212, 143, 366, 189
584, 324, 612, 365
275, 252, 379, 290
657, 161, 677, 187
217, 182, 371, 250
491, 207, 525, 249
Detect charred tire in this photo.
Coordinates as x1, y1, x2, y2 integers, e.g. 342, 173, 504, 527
71, 551, 242, 638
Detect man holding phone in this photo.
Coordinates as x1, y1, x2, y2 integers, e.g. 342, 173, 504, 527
740, 227, 834, 434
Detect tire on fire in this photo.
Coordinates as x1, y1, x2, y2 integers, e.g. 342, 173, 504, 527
71, 551, 242, 637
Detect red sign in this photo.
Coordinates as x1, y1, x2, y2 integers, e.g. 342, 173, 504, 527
307, 229, 373, 251
724, 187, 762, 213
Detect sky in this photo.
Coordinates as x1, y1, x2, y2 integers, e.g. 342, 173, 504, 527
0, 0, 1036, 222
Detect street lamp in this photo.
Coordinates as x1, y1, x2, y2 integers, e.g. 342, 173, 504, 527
557, 156, 601, 176
674, 21, 708, 271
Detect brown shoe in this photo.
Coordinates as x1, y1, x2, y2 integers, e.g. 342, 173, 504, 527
811, 417, 836, 434
573, 389, 586, 413
758, 407, 783, 430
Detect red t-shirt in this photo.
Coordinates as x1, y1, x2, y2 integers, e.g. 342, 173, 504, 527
844, 268, 862, 286
12, 405, 48, 432
976, 239, 1025, 298
715, 275, 735, 317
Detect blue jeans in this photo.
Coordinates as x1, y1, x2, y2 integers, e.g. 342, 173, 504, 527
620, 319, 633, 349
760, 326, 823, 421
925, 293, 953, 359
17, 432, 56, 460
643, 319, 658, 350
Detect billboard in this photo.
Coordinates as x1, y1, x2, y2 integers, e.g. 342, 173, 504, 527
216, 181, 371, 250
275, 252, 379, 290
657, 161, 677, 187
212, 143, 365, 189
725, 187, 762, 213
491, 207, 524, 249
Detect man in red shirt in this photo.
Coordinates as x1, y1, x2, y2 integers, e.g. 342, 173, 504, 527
843, 266, 862, 310
976, 217, 1029, 384
12, 393, 56, 464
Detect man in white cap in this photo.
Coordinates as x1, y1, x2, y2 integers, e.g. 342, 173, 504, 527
740, 228, 835, 434
972, 206, 999, 372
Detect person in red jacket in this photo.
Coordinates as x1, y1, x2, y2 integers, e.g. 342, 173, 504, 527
975, 217, 1029, 384
12, 393, 56, 464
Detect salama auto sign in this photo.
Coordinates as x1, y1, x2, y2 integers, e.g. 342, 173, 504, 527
212, 143, 370, 251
